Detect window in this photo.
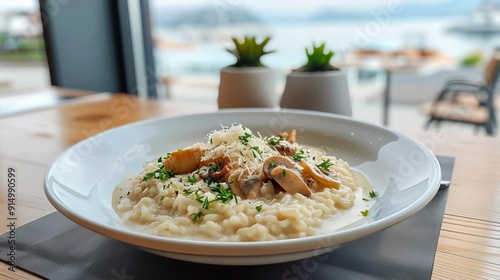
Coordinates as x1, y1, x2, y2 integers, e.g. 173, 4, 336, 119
149, 0, 495, 106
0, 0, 50, 92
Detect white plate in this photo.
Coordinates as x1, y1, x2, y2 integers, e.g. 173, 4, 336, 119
44, 108, 441, 265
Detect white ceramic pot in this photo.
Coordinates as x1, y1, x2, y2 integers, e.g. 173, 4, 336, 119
280, 71, 352, 116
218, 67, 277, 109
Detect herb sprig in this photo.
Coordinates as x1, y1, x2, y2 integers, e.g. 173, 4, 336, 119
238, 132, 253, 145
267, 136, 283, 146
292, 149, 306, 162
143, 156, 175, 182
317, 159, 333, 171
187, 182, 238, 223
363, 190, 380, 201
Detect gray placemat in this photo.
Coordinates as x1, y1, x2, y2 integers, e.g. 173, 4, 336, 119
0, 157, 454, 280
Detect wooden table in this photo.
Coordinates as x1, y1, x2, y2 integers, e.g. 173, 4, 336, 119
1, 87, 499, 279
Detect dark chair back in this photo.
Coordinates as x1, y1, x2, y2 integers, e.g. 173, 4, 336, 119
425, 50, 500, 135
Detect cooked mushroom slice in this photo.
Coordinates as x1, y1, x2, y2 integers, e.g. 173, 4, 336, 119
198, 156, 233, 181
226, 170, 264, 200
273, 140, 297, 156
270, 166, 312, 197
239, 175, 263, 199
263, 155, 297, 179
227, 171, 245, 199
300, 161, 340, 190
164, 147, 202, 175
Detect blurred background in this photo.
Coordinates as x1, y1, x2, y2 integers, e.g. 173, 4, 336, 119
1, 0, 500, 132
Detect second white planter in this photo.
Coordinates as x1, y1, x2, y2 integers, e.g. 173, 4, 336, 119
218, 67, 277, 109
280, 71, 352, 116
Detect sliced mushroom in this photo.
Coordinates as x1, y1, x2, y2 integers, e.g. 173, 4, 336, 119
262, 155, 311, 196
226, 170, 264, 200
270, 166, 311, 197
227, 171, 246, 199
240, 175, 263, 199
263, 155, 297, 179
198, 156, 232, 181
300, 161, 340, 190
273, 140, 297, 156
164, 147, 202, 174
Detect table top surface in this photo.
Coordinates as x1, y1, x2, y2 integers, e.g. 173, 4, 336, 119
337, 50, 457, 73
1, 87, 499, 279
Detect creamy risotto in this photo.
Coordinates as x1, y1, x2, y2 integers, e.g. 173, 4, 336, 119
112, 124, 376, 241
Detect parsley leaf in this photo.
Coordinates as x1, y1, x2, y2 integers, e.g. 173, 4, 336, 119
256, 205, 262, 212
183, 188, 195, 195
267, 136, 283, 146
292, 149, 306, 162
191, 211, 204, 222
360, 209, 369, 217
238, 132, 253, 145
317, 159, 333, 171
251, 146, 263, 159
143, 168, 175, 182
143, 172, 155, 181
187, 175, 198, 184
369, 191, 379, 198
209, 182, 237, 204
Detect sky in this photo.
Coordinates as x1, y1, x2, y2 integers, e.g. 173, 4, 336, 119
151, 0, 452, 13
0, 0, 484, 14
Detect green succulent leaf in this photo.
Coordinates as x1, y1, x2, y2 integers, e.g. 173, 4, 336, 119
226, 36, 275, 67
298, 43, 339, 72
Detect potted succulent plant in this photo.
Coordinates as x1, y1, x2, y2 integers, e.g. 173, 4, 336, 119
218, 36, 277, 109
280, 43, 352, 116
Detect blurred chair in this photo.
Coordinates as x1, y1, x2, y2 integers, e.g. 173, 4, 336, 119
424, 51, 500, 135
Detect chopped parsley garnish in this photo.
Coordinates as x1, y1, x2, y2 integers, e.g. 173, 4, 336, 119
194, 190, 211, 210
209, 183, 237, 204
292, 149, 307, 162
256, 205, 262, 212
209, 162, 223, 173
363, 191, 379, 201
267, 136, 283, 146
202, 198, 210, 210
360, 209, 369, 217
188, 183, 238, 223
187, 175, 198, 184
369, 191, 379, 199
191, 211, 204, 222
317, 159, 333, 171
143, 172, 155, 181
281, 168, 287, 177
160, 195, 165, 201
183, 188, 195, 195
251, 146, 263, 159
143, 168, 175, 182
238, 132, 253, 145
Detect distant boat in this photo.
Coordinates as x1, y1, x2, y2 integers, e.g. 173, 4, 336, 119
447, 0, 500, 35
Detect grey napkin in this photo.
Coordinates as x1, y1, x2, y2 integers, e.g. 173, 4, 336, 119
0, 156, 454, 280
